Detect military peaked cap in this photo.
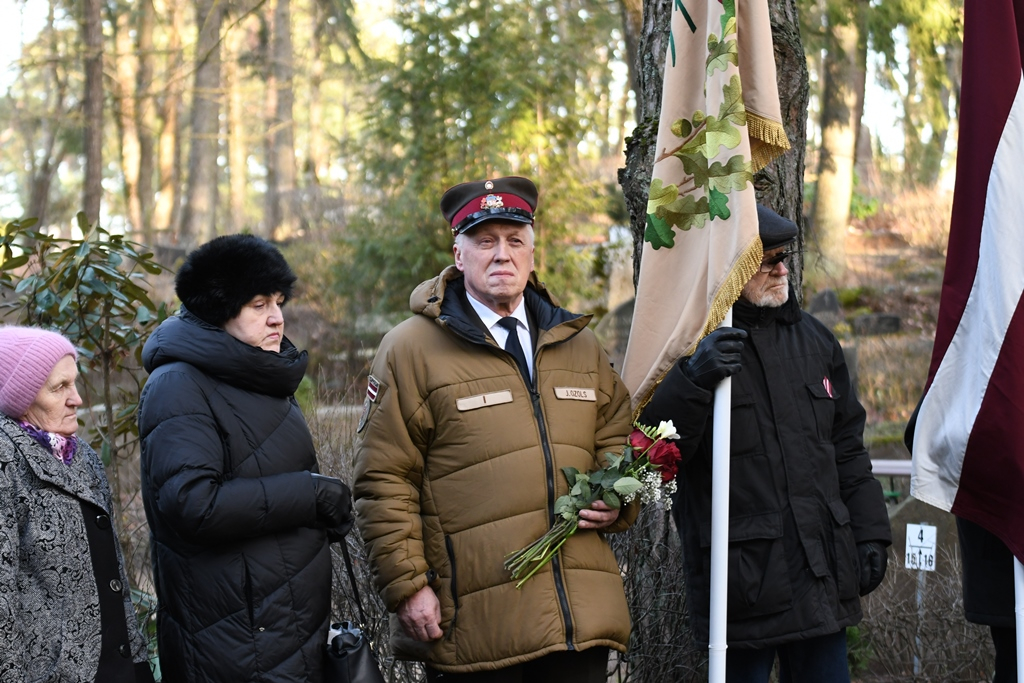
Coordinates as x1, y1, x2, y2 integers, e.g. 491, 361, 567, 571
440, 176, 538, 237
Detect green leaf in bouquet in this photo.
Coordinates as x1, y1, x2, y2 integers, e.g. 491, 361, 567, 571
561, 467, 580, 486
604, 452, 624, 469
571, 479, 592, 500
589, 469, 606, 486
613, 477, 642, 497
554, 495, 575, 518
603, 491, 621, 509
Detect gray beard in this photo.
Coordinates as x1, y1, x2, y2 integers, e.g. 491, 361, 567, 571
743, 282, 789, 308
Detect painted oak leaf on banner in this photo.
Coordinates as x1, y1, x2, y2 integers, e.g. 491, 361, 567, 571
649, 192, 710, 247
708, 188, 731, 220
707, 156, 753, 194
720, 0, 737, 37
720, 75, 746, 126
646, 179, 680, 249
706, 24, 738, 76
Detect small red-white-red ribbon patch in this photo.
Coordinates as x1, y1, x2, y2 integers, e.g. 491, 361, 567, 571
367, 375, 380, 402
822, 376, 834, 398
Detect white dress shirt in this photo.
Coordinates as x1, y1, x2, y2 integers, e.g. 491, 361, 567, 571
465, 293, 535, 381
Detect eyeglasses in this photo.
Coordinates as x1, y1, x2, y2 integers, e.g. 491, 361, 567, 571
759, 250, 794, 273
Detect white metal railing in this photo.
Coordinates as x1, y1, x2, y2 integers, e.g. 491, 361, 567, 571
871, 459, 912, 477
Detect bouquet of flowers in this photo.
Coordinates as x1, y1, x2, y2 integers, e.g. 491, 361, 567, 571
504, 420, 683, 588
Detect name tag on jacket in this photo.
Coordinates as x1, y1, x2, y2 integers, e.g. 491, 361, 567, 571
554, 387, 596, 401
456, 390, 514, 411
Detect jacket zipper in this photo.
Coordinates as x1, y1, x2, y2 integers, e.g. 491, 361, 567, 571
439, 314, 580, 650
529, 384, 576, 650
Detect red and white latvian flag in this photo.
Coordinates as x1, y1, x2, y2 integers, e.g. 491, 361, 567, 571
621, 0, 789, 408
911, 0, 1024, 561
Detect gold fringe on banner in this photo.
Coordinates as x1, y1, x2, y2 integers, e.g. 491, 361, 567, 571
631, 237, 764, 421
747, 112, 791, 172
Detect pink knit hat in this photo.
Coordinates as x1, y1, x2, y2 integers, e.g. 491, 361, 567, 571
0, 326, 78, 419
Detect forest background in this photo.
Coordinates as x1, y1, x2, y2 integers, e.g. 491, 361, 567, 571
0, 0, 973, 680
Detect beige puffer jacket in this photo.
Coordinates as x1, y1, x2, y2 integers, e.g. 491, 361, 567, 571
354, 267, 635, 673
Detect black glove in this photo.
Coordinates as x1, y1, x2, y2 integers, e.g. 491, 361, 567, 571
681, 327, 748, 390
857, 541, 888, 596
311, 473, 354, 532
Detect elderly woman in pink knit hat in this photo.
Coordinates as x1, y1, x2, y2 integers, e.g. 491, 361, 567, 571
0, 326, 154, 683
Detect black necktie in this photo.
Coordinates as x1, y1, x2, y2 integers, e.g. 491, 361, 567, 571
497, 317, 531, 384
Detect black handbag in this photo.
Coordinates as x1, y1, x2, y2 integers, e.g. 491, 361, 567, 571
325, 543, 386, 683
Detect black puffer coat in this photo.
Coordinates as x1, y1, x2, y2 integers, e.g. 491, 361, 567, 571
138, 309, 331, 683
640, 289, 891, 649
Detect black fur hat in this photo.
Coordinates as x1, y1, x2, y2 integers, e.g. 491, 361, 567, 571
175, 234, 297, 326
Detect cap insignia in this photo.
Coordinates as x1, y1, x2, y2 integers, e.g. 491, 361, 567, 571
480, 194, 504, 210
484, 180, 494, 190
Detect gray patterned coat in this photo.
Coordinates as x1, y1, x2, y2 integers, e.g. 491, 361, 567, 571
0, 415, 150, 682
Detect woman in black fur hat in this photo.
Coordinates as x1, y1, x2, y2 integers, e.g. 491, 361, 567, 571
137, 234, 353, 683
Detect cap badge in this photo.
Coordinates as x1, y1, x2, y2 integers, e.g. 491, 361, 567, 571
480, 194, 504, 210
484, 180, 494, 190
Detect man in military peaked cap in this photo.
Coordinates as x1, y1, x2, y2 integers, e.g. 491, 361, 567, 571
354, 176, 635, 681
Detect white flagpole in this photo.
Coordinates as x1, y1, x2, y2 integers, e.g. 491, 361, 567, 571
1015, 556, 1024, 683
708, 309, 733, 683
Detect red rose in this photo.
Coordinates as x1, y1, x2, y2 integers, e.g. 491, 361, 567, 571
628, 429, 654, 453
647, 439, 681, 482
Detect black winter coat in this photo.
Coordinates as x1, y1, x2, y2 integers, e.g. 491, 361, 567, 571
139, 309, 331, 683
640, 289, 892, 649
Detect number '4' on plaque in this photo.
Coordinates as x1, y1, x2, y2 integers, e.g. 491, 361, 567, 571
905, 523, 937, 572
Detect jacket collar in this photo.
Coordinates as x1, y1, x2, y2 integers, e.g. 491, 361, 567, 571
142, 307, 309, 397
0, 415, 109, 511
410, 266, 591, 348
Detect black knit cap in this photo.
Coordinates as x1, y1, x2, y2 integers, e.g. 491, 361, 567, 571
175, 234, 297, 327
440, 176, 538, 237
756, 204, 798, 251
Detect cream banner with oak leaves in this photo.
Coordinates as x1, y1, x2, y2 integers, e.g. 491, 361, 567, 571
622, 0, 789, 409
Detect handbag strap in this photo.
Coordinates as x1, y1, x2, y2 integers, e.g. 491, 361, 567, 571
340, 540, 368, 626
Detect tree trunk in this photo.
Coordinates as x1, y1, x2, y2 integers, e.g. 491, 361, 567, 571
307, 2, 326, 184
811, 0, 862, 282
262, 3, 279, 240
180, 0, 223, 245
81, 0, 104, 225
137, 0, 157, 241
756, 0, 811, 299
620, 0, 672, 289
266, 0, 298, 241
153, 0, 184, 240
622, 0, 808, 294
226, 21, 247, 235
113, 6, 144, 234
25, 0, 65, 228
